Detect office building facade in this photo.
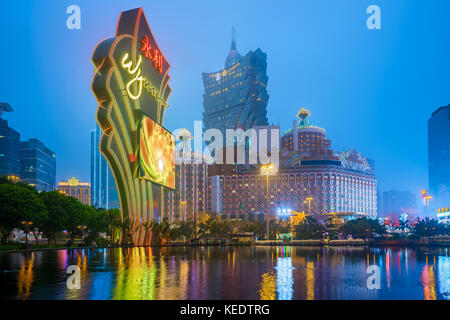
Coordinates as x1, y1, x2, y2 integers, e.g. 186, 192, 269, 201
19, 138, 56, 191
0, 103, 21, 178
428, 104, 450, 209
90, 125, 120, 209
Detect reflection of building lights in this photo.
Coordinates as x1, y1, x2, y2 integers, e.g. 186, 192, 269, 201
275, 257, 294, 300
438, 256, 450, 300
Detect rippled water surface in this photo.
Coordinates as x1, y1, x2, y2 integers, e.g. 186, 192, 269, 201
1, 246, 449, 300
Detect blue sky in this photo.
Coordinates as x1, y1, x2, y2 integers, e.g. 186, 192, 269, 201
1, 0, 449, 200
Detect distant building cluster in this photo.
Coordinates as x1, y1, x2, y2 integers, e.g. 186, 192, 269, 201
204, 111, 378, 222
0, 103, 56, 191
160, 35, 378, 222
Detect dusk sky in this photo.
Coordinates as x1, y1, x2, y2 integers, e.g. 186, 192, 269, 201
1, 0, 449, 201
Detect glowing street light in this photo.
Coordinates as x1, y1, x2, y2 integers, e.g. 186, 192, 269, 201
21, 220, 33, 245
261, 164, 274, 240
304, 197, 314, 216
421, 190, 432, 217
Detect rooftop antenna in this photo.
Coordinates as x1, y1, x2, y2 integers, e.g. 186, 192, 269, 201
0, 103, 13, 118
231, 26, 236, 51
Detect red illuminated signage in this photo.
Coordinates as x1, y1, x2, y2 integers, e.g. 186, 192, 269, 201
141, 35, 163, 73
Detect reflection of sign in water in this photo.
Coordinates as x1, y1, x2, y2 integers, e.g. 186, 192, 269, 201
275, 257, 294, 300
139, 115, 175, 189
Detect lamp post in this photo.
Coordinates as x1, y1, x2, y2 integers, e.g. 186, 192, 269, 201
180, 200, 187, 222
304, 197, 313, 216
21, 220, 33, 245
261, 164, 273, 240
421, 190, 432, 217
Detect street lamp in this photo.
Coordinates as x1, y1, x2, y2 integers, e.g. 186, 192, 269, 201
261, 164, 274, 240
421, 190, 432, 217
21, 220, 33, 245
180, 201, 187, 222
304, 197, 314, 216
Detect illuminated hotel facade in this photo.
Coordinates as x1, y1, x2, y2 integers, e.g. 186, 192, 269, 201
57, 177, 91, 205
202, 30, 269, 138
207, 110, 377, 220
163, 153, 209, 222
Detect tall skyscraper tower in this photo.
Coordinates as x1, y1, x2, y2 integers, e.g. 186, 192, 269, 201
90, 125, 119, 209
0, 103, 21, 178
202, 29, 269, 139
428, 104, 450, 209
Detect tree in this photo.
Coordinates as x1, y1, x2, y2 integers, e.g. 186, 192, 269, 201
0, 183, 48, 244
105, 208, 121, 243
197, 219, 232, 238
412, 218, 449, 238
149, 217, 173, 245
63, 197, 90, 243
339, 217, 386, 240
171, 221, 195, 241
294, 217, 326, 240
39, 191, 69, 244
241, 221, 266, 239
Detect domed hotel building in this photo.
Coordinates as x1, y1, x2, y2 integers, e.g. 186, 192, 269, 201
207, 109, 377, 220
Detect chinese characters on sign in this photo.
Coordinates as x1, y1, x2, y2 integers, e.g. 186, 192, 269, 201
141, 35, 163, 73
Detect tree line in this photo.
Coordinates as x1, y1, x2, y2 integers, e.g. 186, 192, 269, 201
1, 176, 449, 246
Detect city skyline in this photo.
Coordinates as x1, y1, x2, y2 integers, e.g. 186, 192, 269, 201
1, 0, 450, 201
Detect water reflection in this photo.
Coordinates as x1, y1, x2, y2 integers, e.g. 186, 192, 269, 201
0, 246, 449, 300
16, 253, 34, 300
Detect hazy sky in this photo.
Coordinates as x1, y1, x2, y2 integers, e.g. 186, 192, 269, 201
1, 0, 449, 199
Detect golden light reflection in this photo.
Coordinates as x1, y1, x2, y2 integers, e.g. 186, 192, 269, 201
17, 253, 34, 299
421, 264, 437, 300
259, 272, 276, 300
306, 261, 315, 300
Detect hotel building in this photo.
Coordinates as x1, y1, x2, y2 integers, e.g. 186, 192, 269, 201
163, 152, 209, 222
57, 177, 91, 205
207, 110, 377, 220
202, 30, 269, 139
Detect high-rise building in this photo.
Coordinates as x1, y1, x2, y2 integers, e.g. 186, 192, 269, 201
428, 104, 450, 209
90, 125, 119, 209
202, 29, 269, 140
0, 103, 21, 178
163, 152, 209, 222
19, 138, 56, 191
57, 177, 91, 205
381, 190, 418, 218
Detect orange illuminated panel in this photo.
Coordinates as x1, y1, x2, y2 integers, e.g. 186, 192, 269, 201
138, 114, 175, 189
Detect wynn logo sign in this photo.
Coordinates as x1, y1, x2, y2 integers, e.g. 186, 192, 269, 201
91, 8, 173, 245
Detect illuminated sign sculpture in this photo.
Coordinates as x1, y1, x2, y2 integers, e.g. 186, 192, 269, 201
91, 8, 172, 245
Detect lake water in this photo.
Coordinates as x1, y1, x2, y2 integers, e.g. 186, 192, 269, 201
0, 246, 449, 300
